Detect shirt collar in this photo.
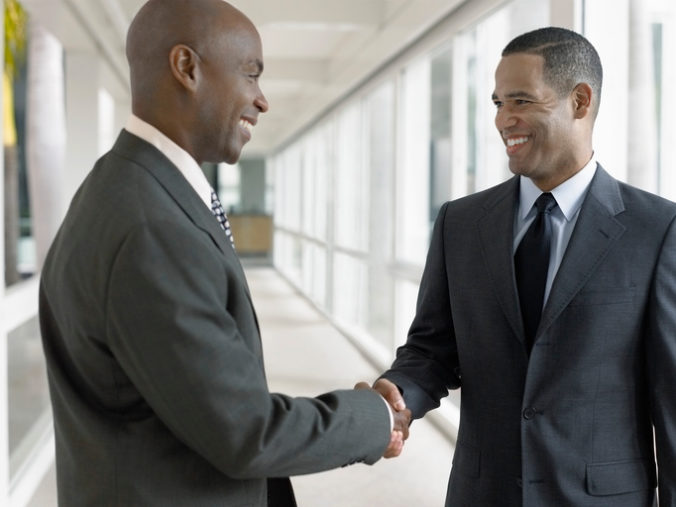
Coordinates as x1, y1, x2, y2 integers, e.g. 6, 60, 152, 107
124, 114, 213, 208
519, 154, 598, 222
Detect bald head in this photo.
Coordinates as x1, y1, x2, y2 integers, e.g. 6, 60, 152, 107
126, 0, 253, 107
125, 0, 268, 165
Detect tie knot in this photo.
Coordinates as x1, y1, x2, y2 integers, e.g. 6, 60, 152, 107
535, 192, 557, 214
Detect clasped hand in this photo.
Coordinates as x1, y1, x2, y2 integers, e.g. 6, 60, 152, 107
354, 379, 411, 459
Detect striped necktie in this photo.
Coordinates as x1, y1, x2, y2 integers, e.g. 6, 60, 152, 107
210, 190, 235, 249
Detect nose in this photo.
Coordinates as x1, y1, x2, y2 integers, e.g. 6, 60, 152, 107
495, 104, 517, 131
255, 85, 269, 113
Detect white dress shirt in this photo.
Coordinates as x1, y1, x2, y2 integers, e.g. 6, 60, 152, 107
513, 156, 598, 305
125, 114, 213, 210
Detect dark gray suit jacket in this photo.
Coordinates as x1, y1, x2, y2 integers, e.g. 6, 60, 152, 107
40, 130, 390, 506
382, 166, 676, 506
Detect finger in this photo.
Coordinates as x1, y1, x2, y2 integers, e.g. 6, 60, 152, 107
354, 381, 371, 390
374, 379, 406, 411
394, 409, 412, 440
383, 431, 404, 458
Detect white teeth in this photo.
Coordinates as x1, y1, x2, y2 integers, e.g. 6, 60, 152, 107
239, 119, 252, 133
507, 136, 529, 147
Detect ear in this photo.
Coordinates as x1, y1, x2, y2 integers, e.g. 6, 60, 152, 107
169, 44, 200, 92
572, 82, 593, 119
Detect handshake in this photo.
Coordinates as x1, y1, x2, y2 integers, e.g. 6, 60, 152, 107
354, 379, 412, 459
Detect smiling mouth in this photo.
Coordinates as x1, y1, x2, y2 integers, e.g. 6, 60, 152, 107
507, 136, 529, 147
239, 118, 253, 136
505, 136, 529, 155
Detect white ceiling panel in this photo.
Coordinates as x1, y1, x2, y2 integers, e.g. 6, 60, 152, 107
20, 0, 466, 157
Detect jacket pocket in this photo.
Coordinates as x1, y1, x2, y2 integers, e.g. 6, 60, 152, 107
569, 287, 636, 307
452, 441, 480, 478
586, 458, 656, 496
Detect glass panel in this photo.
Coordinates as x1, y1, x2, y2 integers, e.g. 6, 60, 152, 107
274, 146, 302, 232
5, 1, 33, 285
648, 0, 676, 199
98, 88, 115, 156
394, 278, 420, 349
301, 125, 330, 241
8, 316, 50, 476
396, 57, 431, 264
332, 252, 367, 328
365, 80, 395, 348
430, 45, 453, 220
334, 104, 368, 252
584, 0, 630, 183
301, 240, 326, 308
453, 0, 549, 198
265, 155, 274, 215
217, 162, 241, 214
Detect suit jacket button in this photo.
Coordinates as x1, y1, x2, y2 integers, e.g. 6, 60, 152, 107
523, 407, 537, 419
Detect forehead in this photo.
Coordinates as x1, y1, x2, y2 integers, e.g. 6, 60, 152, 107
210, 11, 263, 60
493, 53, 548, 96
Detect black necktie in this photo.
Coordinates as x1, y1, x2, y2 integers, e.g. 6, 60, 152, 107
514, 192, 557, 352
210, 191, 235, 249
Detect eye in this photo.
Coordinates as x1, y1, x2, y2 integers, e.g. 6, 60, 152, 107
493, 100, 503, 109
515, 99, 531, 105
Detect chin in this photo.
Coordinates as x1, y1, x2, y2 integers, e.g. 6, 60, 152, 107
508, 162, 533, 177
508, 164, 524, 176
222, 149, 242, 165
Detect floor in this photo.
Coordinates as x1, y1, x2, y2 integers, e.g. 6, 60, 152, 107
28, 266, 454, 506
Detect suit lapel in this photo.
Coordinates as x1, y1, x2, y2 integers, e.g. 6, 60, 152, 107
111, 130, 254, 303
478, 177, 526, 345
539, 165, 626, 334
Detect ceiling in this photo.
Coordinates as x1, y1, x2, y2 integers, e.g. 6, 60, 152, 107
19, 0, 465, 158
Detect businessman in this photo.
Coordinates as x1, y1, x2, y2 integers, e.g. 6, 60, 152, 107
374, 27, 676, 506
39, 1, 410, 505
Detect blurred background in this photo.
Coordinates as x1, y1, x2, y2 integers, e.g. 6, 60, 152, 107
1, 0, 674, 504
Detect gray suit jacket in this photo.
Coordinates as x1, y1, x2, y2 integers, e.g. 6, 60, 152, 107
382, 166, 676, 506
40, 130, 390, 506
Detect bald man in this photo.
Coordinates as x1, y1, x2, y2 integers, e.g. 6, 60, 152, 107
39, 1, 410, 505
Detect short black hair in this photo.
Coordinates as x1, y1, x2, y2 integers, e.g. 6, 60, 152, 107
502, 27, 603, 117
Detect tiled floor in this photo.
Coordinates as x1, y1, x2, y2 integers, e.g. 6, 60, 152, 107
28, 266, 454, 506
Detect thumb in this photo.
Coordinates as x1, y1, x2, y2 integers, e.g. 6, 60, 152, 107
374, 379, 406, 411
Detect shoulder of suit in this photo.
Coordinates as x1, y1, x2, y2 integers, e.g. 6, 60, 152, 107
614, 178, 676, 216
443, 177, 517, 213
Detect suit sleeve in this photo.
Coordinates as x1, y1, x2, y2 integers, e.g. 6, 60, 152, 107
381, 202, 461, 420
104, 219, 390, 479
647, 214, 676, 504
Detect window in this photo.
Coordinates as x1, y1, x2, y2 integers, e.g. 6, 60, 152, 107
650, 0, 676, 200
365, 80, 396, 348
334, 103, 368, 252
452, 0, 549, 197
217, 162, 241, 215
396, 57, 431, 264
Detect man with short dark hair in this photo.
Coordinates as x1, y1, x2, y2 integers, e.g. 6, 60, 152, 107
372, 26, 676, 506
39, 1, 410, 505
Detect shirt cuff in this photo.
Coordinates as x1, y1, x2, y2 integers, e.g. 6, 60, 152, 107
378, 394, 394, 431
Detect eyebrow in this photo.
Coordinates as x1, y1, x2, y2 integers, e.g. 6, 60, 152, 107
492, 91, 538, 101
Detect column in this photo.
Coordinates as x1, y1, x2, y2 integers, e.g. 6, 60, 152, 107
626, 0, 658, 192
549, 0, 583, 31
64, 51, 100, 202
583, 0, 630, 182
0, 8, 7, 503
26, 21, 66, 268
